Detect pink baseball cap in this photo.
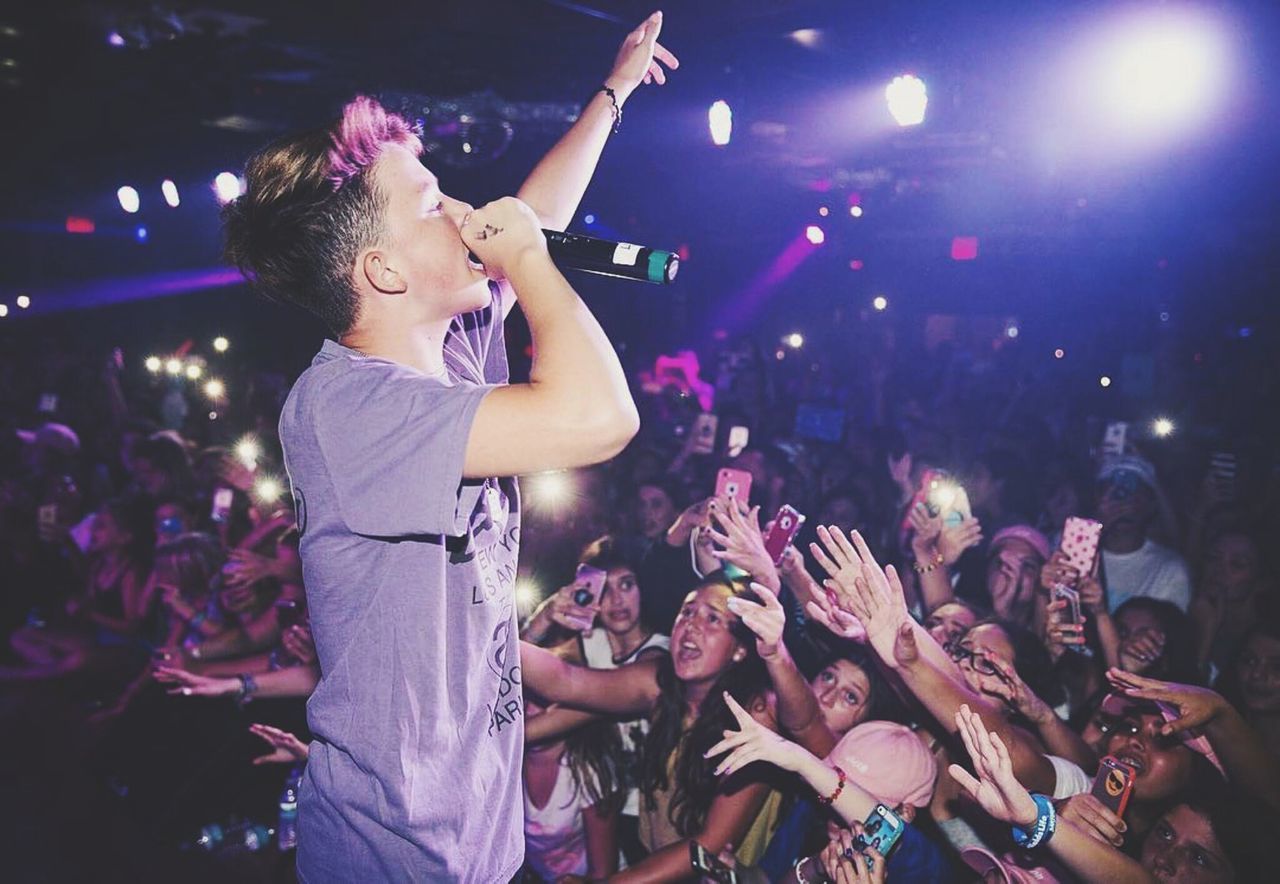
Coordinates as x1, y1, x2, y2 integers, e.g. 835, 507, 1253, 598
826, 721, 937, 809
990, 525, 1051, 562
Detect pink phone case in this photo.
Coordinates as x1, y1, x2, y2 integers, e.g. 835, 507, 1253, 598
716, 468, 753, 506
1059, 516, 1102, 579
764, 505, 805, 565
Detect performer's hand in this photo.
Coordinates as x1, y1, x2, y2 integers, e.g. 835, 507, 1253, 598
605, 11, 679, 98
459, 197, 547, 279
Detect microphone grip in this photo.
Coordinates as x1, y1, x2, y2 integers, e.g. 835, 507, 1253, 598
468, 230, 679, 285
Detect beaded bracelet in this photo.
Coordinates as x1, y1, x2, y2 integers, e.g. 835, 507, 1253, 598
597, 85, 622, 134
1011, 793, 1057, 849
817, 764, 847, 806
913, 551, 945, 574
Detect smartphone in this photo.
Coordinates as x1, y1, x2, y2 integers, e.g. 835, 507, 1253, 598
1059, 516, 1103, 579
852, 804, 906, 868
275, 599, 303, 630
37, 503, 58, 529
1054, 585, 1083, 627
794, 404, 846, 443
211, 487, 234, 524
1102, 421, 1128, 458
689, 842, 738, 884
1092, 756, 1137, 818
690, 413, 719, 455
1210, 452, 1237, 501
923, 470, 970, 527
571, 563, 608, 608
716, 468, 753, 507
727, 425, 750, 458
763, 505, 806, 566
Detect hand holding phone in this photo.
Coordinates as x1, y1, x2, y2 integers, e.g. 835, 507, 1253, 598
763, 505, 806, 566
688, 413, 719, 457
211, 487, 234, 524
851, 804, 906, 870
716, 468, 753, 508
1091, 756, 1136, 818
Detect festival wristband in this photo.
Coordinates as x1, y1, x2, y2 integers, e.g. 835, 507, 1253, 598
1011, 792, 1057, 849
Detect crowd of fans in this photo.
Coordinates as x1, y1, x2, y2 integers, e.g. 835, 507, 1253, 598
2, 308, 1278, 883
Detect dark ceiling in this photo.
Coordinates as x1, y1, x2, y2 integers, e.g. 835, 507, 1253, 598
2, 1, 1278, 330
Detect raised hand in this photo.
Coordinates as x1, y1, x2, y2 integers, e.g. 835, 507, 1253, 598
1044, 598, 1086, 661
819, 824, 885, 884
153, 666, 239, 698
727, 583, 786, 660
223, 548, 276, 589
1040, 550, 1080, 593
981, 651, 1054, 726
249, 723, 310, 765
1105, 669, 1229, 736
606, 11, 680, 96
948, 704, 1039, 828
805, 593, 868, 642
704, 691, 804, 776
937, 517, 983, 567
811, 527, 909, 660
281, 624, 317, 665
1117, 627, 1165, 674
707, 501, 780, 589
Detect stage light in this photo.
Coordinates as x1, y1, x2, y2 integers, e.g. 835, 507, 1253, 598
117, 186, 140, 213
849, 259, 864, 271
145, 356, 162, 373
16, 294, 30, 309
1100, 376, 1112, 388
528, 471, 571, 508
107, 31, 125, 48
1102, 14, 1227, 130
886, 74, 928, 127
204, 379, 225, 400
213, 336, 229, 353
1152, 417, 1175, 438
135, 226, 148, 243
213, 172, 242, 204
236, 436, 262, 468
1005, 324, 1020, 339
785, 333, 804, 349
0, 304, 7, 318
818, 206, 829, 217
709, 100, 732, 146
1054, 348, 1065, 359
789, 29, 822, 49
583, 214, 596, 225
66, 216, 95, 234
849, 205, 863, 218
805, 225, 825, 245
872, 296, 888, 312
185, 363, 202, 380
253, 476, 284, 505
164, 358, 183, 375
161, 179, 180, 208
515, 580, 539, 612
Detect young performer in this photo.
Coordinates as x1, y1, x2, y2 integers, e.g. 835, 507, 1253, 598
221, 12, 678, 881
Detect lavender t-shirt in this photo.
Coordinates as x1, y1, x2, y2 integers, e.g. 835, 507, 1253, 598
280, 284, 523, 882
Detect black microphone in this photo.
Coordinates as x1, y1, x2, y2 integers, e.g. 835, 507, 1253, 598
470, 230, 680, 285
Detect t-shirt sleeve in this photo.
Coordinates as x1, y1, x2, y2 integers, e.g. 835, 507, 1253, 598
1152, 556, 1193, 611
1048, 754, 1092, 799
311, 362, 495, 538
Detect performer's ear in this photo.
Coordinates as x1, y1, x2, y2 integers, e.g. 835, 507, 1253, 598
361, 249, 407, 295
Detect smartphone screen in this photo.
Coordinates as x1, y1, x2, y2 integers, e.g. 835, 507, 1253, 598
763, 505, 805, 565
38, 503, 58, 528
1053, 585, 1083, 627
727, 425, 750, 458
211, 487, 234, 524
689, 842, 738, 884
1091, 756, 1136, 818
852, 804, 906, 868
716, 468, 753, 506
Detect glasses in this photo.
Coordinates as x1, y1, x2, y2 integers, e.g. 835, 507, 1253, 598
948, 644, 999, 676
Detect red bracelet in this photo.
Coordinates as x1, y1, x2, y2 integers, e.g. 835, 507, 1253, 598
817, 764, 846, 805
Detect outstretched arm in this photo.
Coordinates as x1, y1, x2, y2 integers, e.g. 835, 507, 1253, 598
516, 12, 678, 234
520, 641, 660, 716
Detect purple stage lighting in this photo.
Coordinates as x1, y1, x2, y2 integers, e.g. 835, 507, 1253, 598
161, 179, 180, 208
805, 225, 825, 245
213, 172, 242, 204
886, 74, 928, 127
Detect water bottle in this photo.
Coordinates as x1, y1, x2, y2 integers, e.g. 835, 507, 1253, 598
277, 765, 302, 851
